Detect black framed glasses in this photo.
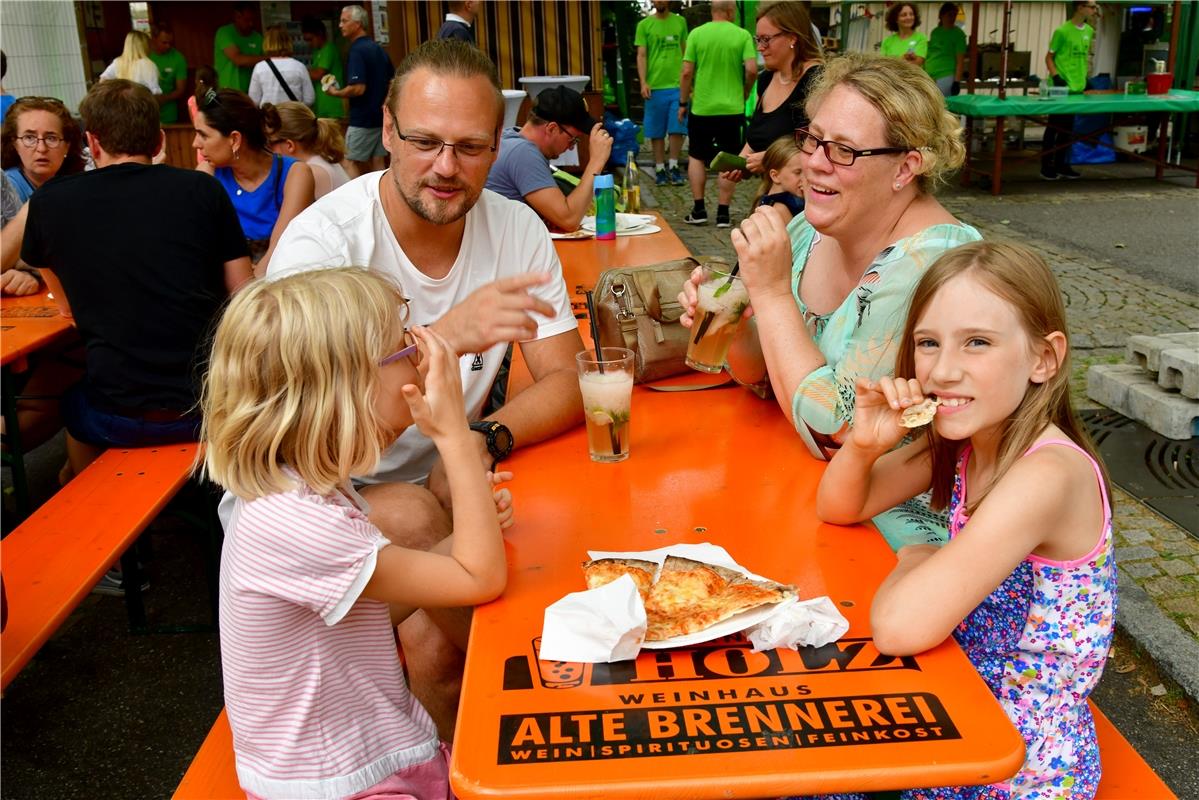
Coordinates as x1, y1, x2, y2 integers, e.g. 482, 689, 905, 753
17, 133, 64, 149
395, 130, 497, 160
794, 128, 911, 167
753, 32, 787, 47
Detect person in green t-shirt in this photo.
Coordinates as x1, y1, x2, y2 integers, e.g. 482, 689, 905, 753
214, 2, 264, 94
302, 17, 346, 119
677, 0, 756, 227
925, 3, 966, 97
1042, 1, 1097, 180
879, 3, 927, 68
149, 24, 188, 124
635, 1, 688, 186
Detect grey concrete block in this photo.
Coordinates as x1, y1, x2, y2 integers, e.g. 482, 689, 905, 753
1119, 528, 1155, 545
1117, 544, 1162, 562
1158, 346, 1199, 399
1119, 561, 1162, 579
1126, 331, 1199, 373
1086, 363, 1157, 413
1126, 381, 1199, 439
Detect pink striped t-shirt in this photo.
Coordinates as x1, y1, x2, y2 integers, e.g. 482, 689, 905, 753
220, 477, 441, 800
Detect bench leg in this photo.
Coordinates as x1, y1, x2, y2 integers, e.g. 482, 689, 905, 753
121, 548, 149, 633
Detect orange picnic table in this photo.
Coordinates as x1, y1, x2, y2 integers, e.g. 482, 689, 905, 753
450, 388, 1026, 798
552, 210, 691, 292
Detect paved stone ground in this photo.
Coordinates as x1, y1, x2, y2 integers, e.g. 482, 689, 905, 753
634, 155, 1199, 702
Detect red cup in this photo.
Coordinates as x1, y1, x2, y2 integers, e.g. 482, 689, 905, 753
1146, 73, 1173, 95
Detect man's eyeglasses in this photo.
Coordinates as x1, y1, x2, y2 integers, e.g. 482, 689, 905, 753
754, 32, 787, 47
379, 330, 420, 367
17, 134, 65, 150
396, 131, 497, 161
794, 128, 911, 167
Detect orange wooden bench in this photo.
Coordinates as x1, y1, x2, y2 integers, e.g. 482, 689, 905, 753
1, 444, 201, 691
172, 702, 1175, 798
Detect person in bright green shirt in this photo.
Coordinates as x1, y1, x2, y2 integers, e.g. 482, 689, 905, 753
677, 0, 756, 227
635, 1, 688, 185
213, 2, 264, 94
879, 3, 927, 68
1042, 1, 1097, 179
925, 3, 966, 97
149, 24, 188, 124
302, 17, 345, 119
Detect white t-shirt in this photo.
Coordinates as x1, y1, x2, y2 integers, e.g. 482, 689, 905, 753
222, 478, 441, 799
305, 154, 350, 199
100, 58, 161, 94
267, 173, 578, 484
248, 57, 316, 107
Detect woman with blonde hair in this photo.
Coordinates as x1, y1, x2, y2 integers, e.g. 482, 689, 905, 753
267, 100, 349, 198
716, 0, 823, 227
681, 53, 980, 551
99, 31, 161, 94
248, 25, 315, 108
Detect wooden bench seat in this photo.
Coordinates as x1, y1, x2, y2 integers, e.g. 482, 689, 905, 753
173, 699, 1176, 799
1, 444, 199, 690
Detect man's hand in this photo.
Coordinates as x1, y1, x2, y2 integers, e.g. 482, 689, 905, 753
640, 83, 652, 100
587, 123, 614, 172
490, 470, 515, 529
1, 269, 40, 296
432, 272, 555, 355
676, 104, 687, 124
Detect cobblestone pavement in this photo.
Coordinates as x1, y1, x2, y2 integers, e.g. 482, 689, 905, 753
634, 157, 1199, 700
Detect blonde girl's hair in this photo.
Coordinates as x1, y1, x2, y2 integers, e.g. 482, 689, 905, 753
263, 25, 294, 57
114, 31, 152, 81
755, 134, 802, 205
200, 267, 410, 500
270, 101, 346, 163
895, 240, 1110, 513
756, 1, 823, 78
804, 52, 964, 194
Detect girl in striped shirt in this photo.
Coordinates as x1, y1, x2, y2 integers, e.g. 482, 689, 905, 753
201, 267, 511, 800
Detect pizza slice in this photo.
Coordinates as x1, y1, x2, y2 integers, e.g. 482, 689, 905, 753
582, 557, 658, 601
643, 557, 796, 642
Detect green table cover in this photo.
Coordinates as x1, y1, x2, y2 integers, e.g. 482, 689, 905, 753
947, 89, 1199, 117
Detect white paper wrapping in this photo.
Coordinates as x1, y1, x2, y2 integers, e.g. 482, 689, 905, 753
538, 574, 647, 663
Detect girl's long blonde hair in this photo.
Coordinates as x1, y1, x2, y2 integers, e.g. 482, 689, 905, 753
755, 134, 802, 206
896, 241, 1109, 512
270, 101, 346, 163
114, 31, 152, 81
201, 267, 410, 500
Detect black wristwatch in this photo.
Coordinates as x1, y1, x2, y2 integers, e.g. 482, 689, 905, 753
469, 420, 514, 471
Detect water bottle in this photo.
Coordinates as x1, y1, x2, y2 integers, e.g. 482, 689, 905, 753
594, 174, 616, 241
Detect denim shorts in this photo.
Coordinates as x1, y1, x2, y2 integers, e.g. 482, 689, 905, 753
643, 87, 688, 139
61, 383, 200, 448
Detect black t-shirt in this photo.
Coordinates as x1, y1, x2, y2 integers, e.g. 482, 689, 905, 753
746, 66, 823, 153
346, 37, 394, 128
21, 163, 248, 412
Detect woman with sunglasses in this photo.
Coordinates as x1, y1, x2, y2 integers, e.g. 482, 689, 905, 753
681, 53, 980, 551
717, 1, 823, 208
193, 88, 314, 274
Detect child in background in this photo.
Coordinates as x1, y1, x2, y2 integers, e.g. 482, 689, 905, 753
202, 267, 512, 800
817, 241, 1115, 797
753, 136, 804, 223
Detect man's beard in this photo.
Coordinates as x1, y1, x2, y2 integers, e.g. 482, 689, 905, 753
396, 174, 482, 225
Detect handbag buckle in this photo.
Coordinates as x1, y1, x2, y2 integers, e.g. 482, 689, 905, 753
611, 282, 635, 321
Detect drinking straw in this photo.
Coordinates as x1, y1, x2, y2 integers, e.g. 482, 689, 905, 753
584, 290, 622, 455
692, 262, 739, 344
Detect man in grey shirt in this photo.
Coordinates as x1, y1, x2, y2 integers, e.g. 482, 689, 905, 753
484, 86, 612, 231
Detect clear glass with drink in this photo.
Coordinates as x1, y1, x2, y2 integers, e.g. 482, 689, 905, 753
685, 265, 749, 374
575, 347, 634, 463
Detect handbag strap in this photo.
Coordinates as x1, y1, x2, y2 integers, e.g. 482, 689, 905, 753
645, 377, 733, 392
265, 59, 298, 102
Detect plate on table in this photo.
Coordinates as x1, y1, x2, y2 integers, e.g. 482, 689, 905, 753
548, 228, 593, 240
581, 213, 655, 233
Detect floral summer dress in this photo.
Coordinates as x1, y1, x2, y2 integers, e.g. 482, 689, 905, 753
786, 216, 982, 549
910, 440, 1117, 799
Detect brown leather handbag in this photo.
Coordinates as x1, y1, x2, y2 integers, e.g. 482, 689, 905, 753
591, 255, 732, 383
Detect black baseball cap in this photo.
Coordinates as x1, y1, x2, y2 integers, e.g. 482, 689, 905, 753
531, 86, 596, 133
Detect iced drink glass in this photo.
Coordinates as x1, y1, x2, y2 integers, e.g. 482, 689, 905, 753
685, 265, 749, 374
575, 347, 634, 463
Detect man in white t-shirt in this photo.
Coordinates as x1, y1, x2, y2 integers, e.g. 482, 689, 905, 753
266, 39, 584, 739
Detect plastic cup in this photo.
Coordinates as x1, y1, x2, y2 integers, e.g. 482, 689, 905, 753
685, 265, 749, 374
576, 347, 634, 463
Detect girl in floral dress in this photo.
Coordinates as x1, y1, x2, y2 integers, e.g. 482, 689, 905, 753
817, 241, 1116, 798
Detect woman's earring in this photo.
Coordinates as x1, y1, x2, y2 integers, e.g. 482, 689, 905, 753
234, 147, 240, 161
894, 181, 902, 190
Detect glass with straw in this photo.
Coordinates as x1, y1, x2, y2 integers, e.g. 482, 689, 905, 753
685, 262, 748, 373
578, 291, 633, 462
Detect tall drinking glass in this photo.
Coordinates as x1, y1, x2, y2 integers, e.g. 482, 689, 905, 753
575, 347, 634, 463
685, 265, 749, 373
